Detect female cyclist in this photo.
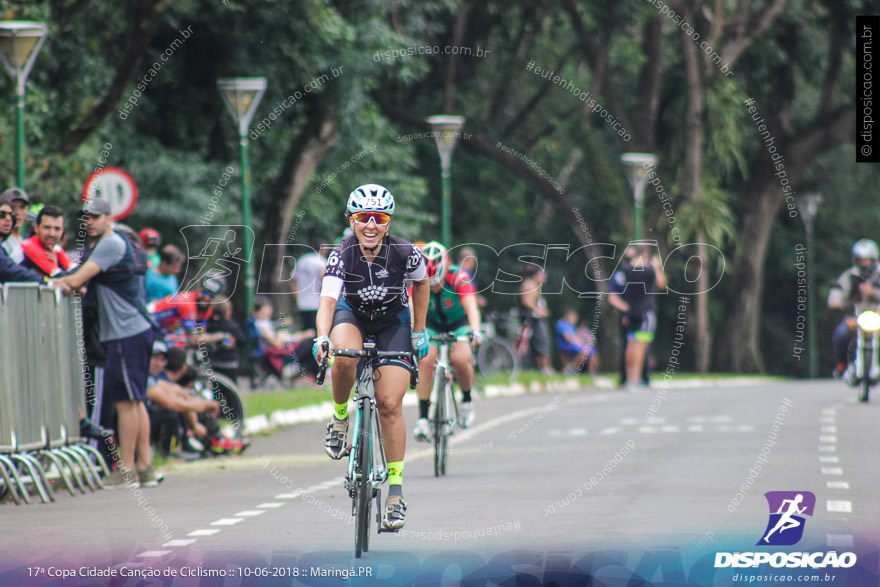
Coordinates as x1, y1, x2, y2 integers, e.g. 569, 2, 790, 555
313, 183, 429, 530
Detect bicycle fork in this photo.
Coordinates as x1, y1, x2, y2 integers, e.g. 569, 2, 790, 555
346, 396, 388, 502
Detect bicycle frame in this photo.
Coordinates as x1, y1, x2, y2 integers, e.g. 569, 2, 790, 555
430, 335, 463, 432
346, 361, 387, 502
316, 341, 417, 556
428, 333, 471, 477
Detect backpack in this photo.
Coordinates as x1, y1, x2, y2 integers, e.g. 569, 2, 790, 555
81, 230, 157, 329
110, 225, 149, 277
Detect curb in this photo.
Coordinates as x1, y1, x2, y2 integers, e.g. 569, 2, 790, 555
243, 376, 781, 435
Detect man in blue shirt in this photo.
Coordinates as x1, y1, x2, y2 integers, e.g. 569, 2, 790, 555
145, 244, 184, 302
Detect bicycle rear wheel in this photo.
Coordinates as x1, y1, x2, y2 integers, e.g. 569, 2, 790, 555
354, 401, 372, 557
477, 337, 519, 382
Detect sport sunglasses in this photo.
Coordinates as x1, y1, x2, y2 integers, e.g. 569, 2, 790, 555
351, 211, 391, 226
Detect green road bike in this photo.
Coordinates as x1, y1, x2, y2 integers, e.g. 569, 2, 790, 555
428, 332, 473, 477
316, 341, 417, 558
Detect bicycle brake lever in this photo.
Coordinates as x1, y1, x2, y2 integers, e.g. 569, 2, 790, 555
315, 340, 330, 385
409, 353, 419, 389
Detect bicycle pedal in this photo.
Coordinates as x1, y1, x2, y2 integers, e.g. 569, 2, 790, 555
378, 527, 401, 534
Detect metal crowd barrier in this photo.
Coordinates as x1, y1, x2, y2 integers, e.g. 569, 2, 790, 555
0, 284, 109, 505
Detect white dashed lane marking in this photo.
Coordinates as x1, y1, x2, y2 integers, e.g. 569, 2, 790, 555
826, 500, 852, 513
827, 481, 850, 489
211, 518, 244, 526
136, 550, 171, 558
187, 529, 221, 537
162, 539, 197, 547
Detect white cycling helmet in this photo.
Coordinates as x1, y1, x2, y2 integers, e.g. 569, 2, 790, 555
853, 238, 879, 277
421, 241, 449, 287
346, 184, 395, 216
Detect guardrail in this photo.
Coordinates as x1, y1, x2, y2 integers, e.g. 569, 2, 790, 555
0, 284, 109, 504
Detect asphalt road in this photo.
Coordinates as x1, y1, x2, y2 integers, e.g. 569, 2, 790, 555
2, 379, 878, 585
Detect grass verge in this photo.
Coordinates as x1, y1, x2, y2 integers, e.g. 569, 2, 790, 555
242, 372, 787, 419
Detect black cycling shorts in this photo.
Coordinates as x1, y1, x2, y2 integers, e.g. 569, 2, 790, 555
331, 300, 413, 370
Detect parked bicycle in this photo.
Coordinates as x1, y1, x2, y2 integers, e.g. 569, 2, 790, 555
316, 341, 418, 558
476, 311, 519, 382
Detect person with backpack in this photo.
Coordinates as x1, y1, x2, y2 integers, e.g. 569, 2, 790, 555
58, 199, 163, 488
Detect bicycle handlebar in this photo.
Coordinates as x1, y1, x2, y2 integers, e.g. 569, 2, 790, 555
429, 332, 473, 344
316, 347, 420, 389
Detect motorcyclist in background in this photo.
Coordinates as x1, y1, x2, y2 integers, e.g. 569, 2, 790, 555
828, 239, 880, 380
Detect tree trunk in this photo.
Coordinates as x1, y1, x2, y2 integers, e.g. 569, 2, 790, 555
717, 105, 855, 372
680, 7, 712, 373
269, 116, 339, 297
717, 185, 781, 372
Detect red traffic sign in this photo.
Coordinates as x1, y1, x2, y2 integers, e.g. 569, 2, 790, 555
82, 167, 138, 220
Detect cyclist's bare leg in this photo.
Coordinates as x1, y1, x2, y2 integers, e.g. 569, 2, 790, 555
450, 341, 474, 390
626, 340, 648, 385
416, 345, 439, 402
374, 365, 410, 462
329, 323, 361, 406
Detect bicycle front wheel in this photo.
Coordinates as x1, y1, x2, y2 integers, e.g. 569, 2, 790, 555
432, 367, 446, 478
355, 402, 372, 557
439, 382, 451, 476
477, 337, 519, 382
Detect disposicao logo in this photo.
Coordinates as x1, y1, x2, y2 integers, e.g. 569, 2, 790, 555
758, 490, 815, 546
714, 491, 857, 569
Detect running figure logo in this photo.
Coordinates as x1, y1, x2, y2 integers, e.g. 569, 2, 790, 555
757, 491, 815, 546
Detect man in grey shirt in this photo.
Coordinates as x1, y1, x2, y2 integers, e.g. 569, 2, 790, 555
59, 199, 162, 488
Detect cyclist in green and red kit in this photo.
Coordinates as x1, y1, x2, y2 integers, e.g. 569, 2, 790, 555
413, 241, 483, 440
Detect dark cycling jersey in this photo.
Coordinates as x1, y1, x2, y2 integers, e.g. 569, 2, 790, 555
610, 262, 657, 317
321, 235, 426, 321
426, 265, 475, 329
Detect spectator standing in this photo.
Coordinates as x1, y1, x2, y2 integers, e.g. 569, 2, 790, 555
20, 205, 77, 277
517, 265, 553, 374
58, 199, 161, 488
608, 245, 667, 390
291, 240, 331, 331
139, 228, 162, 268
145, 244, 185, 302
0, 198, 65, 285
0, 188, 29, 262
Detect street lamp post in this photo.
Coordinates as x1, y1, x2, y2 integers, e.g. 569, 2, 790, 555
798, 193, 823, 379
427, 115, 465, 246
0, 21, 47, 188
620, 153, 657, 241
217, 77, 267, 314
